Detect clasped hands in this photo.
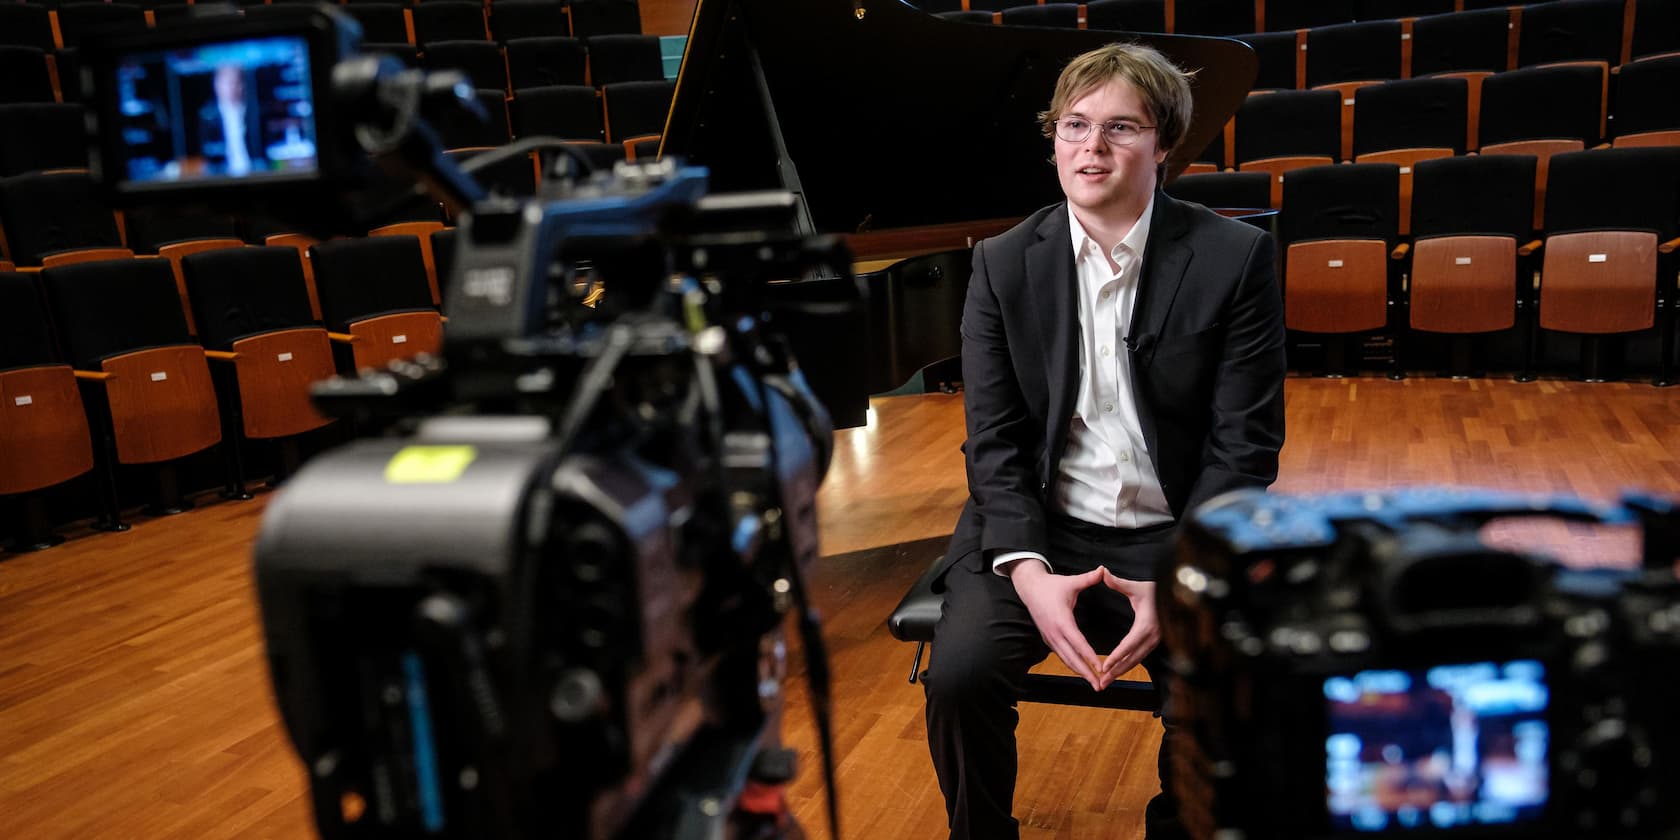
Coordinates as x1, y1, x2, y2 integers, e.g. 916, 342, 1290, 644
1008, 561, 1159, 692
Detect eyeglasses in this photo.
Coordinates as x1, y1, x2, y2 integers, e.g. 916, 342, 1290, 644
1054, 117, 1157, 146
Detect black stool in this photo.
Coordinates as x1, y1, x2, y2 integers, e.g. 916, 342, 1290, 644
886, 554, 1160, 711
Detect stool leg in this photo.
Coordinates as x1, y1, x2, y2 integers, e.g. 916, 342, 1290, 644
908, 642, 926, 685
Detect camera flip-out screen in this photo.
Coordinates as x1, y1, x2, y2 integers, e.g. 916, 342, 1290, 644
1325, 660, 1550, 833
112, 34, 319, 185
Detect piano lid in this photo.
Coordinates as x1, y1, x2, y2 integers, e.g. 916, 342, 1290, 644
663, 0, 1257, 237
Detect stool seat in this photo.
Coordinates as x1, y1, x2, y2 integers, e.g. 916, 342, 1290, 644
886, 552, 1162, 712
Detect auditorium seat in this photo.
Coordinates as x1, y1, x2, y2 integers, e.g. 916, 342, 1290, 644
1164, 170, 1271, 210
1173, 0, 1254, 35
936, 10, 994, 24
1279, 162, 1403, 376
555, 140, 628, 173
1478, 62, 1608, 228
370, 221, 448, 306
1516, 0, 1625, 68
121, 205, 245, 335
968, 0, 1038, 11
1234, 30, 1300, 91
1306, 20, 1405, 161
310, 236, 444, 372
363, 41, 420, 65
1356, 0, 1454, 20
1404, 154, 1539, 378
342, 4, 410, 46
262, 232, 324, 320
447, 146, 538, 197
430, 227, 457, 304
0, 5, 56, 51
601, 79, 673, 143
999, 3, 1079, 27
182, 246, 336, 490
1263, 0, 1354, 32
423, 40, 509, 94
434, 87, 513, 150
1629, 0, 1680, 62
566, 0, 642, 38
1352, 76, 1468, 232
0, 171, 124, 266
506, 36, 588, 88
585, 33, 664, 85
1084, 0, 1166, 32
0, 47, 56, 104
39, 257, 227, 514
511, 84, 605, 141
0, 271, 101, 550
1411, 7, 1511, 76
1533, 147, 1680, 383
1185, 124, 1228, 173
625, 135, 660, 161
0, 103, 87, 175
54, 3, 148, 49
490, 0, 570, 40
413, 1, 489, 43
1234, 89, 1342, 207
1610, 54, 1680, 148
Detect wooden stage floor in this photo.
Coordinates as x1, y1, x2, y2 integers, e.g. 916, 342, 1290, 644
1, 376, 1676, 839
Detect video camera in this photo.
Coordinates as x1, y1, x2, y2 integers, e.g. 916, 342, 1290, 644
1164, 487, 1680, 840
82, 6, 848, 839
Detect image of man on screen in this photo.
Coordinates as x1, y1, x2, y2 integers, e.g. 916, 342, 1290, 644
196, 63, 267, 177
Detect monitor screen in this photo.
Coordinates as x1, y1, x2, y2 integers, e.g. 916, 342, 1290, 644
1325, 660, 1549, 832
112, 34, 319, 185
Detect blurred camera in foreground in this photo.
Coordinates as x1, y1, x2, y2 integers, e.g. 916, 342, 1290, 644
1165, 487, 1680, 840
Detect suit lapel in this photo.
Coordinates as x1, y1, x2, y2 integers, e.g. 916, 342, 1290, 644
1026, 206, 1078, 474
1131, 192, 1193, 369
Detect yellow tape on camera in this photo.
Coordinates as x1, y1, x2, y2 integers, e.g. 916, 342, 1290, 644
384, 445, 477, 484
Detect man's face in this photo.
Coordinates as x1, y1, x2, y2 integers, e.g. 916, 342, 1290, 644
214, 66, 244, 105
1053, 79, 1167, 218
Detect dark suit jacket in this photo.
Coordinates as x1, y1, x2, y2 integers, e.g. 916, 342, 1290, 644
942, 191, 1286, 581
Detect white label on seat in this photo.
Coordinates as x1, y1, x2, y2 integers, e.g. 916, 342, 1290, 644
1399, 166, 1412, 174
1456, 257, 1473, 265
1328, 259, 1345, 268
1344, 98, 1355, 106
277, 352, 294, 362
1589, 253, 1608, 263
392, 334, 408, 344
15, 395, 32, 406
150, 371, 168, 382
1401, 33, 1411, 40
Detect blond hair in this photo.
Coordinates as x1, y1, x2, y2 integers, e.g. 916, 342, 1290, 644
1037, 42, 1195, 157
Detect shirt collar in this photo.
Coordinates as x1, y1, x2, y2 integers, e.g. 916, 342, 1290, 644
1067, 191, 1156, 266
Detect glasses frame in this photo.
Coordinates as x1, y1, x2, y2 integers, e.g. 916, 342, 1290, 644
1054, 117, 1159, 146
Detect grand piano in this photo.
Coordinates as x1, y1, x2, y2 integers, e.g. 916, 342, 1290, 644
660, 0, 1262, 427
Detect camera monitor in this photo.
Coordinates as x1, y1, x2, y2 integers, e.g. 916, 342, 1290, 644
85, 7, 359, 201
111, 34, 319, 185
1325, 660, 1549, 833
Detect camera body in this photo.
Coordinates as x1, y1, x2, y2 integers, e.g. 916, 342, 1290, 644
80, 8, 850, 838
1164, 488, 1680, 840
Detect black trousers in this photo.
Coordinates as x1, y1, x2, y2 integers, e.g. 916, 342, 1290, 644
923, 516, 1184, 840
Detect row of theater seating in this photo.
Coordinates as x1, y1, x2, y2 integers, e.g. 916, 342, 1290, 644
933, 0, 1679, 90
0, 0, 643, 51
926, 0, 1676, 63
0, 233, 451, 549
1186, 57, 1680, 213
1166, 146, 1680, 381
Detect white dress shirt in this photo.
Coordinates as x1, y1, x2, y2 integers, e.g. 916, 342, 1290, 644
992, 197, 1173, 575
220, 102, 252, 176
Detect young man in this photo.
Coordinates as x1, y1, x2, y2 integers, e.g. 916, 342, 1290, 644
923, 43, 1286, 840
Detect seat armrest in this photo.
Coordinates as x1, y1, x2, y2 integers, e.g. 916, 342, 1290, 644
887, 553, 951, 643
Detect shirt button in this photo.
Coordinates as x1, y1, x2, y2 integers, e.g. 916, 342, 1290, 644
1103, 401, 1114, 413
1120, 451, 1131, 463
1100, 291, 1112, 300
1100, 345, 1110, 357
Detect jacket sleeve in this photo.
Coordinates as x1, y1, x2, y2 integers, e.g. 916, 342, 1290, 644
1183, 229, 1286, 515
960, 239, 1051, 559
